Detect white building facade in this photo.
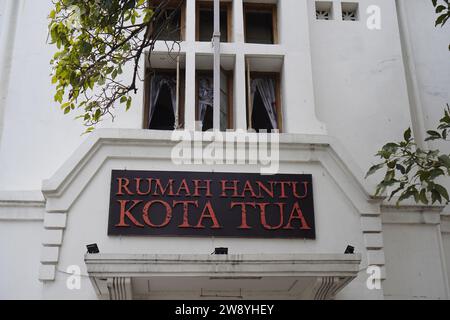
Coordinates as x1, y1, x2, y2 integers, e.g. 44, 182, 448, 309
0, 0, 449, 300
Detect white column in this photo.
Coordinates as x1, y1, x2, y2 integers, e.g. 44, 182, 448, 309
213, 0, 221, 130
232, 0, 244, 44
280, 0, 326, 134
395, 0, 428, 149
234, 54, 247, 130
184, 0, 196, 130
232, 0, 247, 130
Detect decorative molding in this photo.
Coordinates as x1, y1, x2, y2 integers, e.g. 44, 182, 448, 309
0, 191, 45, 221
107, 277, 133, 300
85, 253, 361, 300
313, 276, 354, 300
39, 212, 66, 281
381, 209, 442, 225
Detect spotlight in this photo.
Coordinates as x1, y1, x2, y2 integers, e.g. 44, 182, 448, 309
86, 243, 99, 254
345, 245, 355, 254
214, 247, 228, 255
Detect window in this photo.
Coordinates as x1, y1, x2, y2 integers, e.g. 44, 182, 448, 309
196, 70, 233, 131
149, 0, 186, 41
244, 3, 278, 44
144, 69, 185, 130
341, 2, 359, 21
196, 1, 232, 42
315, 1, 333, 20
246, 72, 282, 132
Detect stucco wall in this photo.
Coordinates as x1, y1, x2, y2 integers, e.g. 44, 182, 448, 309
0, 0, 449, 300
382, 214, 449, 299
0, 220, 43, 299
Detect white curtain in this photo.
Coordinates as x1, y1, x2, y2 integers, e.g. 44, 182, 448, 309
198, 76, 214, 125
251, 77, 278, 130
148, 74, 177, 128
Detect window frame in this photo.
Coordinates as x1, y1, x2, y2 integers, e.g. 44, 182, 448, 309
148, 0, 186, 41
246, 71, 283, 132
143, 68, 186, 130
243, 3, 278, 45
196, 1, 233, 43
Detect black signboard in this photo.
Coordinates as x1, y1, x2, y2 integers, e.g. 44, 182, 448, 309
108, 170, 316, 239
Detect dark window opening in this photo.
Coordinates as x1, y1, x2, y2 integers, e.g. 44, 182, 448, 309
244, 4, 277, 44
154, 9, 182, 41
246, 72, 281, 132
202, 106, 214, 131
149, 84, 175, 130
251, 89, 274, 132
197, 3, 230, 42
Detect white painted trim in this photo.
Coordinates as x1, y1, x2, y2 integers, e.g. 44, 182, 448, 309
381, 210, 442, 225
85, 253, 362, 300
0, 190, 45, 221
395, 0, 429, 148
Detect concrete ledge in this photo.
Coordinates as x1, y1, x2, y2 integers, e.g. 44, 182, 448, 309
85, 253, 362, 277
0, 190, 45, 221
85, 253, 362, 300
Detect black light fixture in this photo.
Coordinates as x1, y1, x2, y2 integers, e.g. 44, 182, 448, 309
214, 247, 229, 255
345, 245, 355, 254
86, 243, 100, 254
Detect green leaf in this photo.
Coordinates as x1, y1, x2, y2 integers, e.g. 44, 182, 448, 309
366, 163, 384, 178
434, 184, 449, 202
438, 155, 450, 169
404, 128, 412, 141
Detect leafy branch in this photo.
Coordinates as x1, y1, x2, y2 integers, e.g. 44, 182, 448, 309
49, 0, 184, 133
366, 107, 450, 205
432, 0, 450, 50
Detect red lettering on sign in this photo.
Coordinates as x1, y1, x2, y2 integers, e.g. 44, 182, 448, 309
173, 200, 198, 228
255, 181, 274, 199
292, 181, 309, 199
196, 201, 221, 229
115, 200, 144, 227
284, 202, 311, 230
193, 180, 212, 197
142, 200, 172, 228
154, 179, 175, 196
135, 178, 152, 196
116, 178, 134, 195
176, 179, 191, 196
231, 202, 256, 229
220, 180, 240, 197
257, 202, 285, 230
241, 180, 258, 198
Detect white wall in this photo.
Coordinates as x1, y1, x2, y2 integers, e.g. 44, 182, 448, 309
308, 0, 413, 176
443, 232, 450, 286
382, 221, 448, 299
400, 0, 450, 152
0, 0, 6, 31
0, 220, 43, 299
